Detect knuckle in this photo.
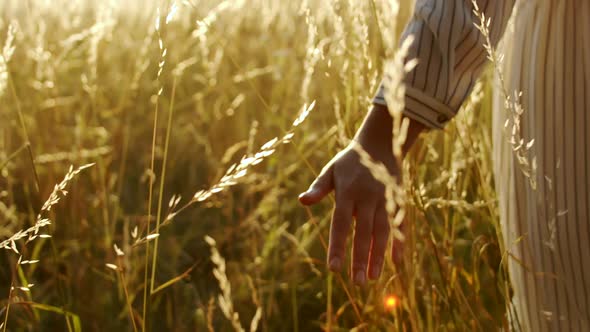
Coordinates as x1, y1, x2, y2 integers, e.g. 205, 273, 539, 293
334, 187, 350, 202
352, 260, 368, 270
355, 180, 385, 198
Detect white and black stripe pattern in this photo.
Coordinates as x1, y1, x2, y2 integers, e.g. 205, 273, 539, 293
374, 0, 590, 330
374, 0, 515, 129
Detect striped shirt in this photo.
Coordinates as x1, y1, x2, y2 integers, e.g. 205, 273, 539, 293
373, 0, 515, 129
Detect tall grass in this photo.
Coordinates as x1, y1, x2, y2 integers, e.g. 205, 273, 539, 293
1, 0, 513, 330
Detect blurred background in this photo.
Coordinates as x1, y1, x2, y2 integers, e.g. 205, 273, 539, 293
0, 0, 511, 331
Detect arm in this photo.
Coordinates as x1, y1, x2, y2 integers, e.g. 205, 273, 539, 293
299, 0, 515, 285
375, 0, 515, 129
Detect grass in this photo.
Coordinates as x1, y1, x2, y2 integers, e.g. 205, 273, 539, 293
1, 0, 514, 330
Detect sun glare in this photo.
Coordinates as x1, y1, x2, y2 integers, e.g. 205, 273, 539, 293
384, 295, 399, 310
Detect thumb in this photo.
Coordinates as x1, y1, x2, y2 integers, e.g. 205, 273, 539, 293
298, 164, 334, 206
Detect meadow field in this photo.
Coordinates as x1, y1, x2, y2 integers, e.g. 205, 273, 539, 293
1, 0, 513, 330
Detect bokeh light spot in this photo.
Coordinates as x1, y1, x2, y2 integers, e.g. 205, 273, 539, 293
384, 295, 399, 310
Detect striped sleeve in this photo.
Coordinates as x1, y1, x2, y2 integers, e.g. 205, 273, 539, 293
373, 0, 516, 129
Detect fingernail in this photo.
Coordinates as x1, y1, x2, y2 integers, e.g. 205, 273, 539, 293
369, 265, 381, 280
298, 189, 314, 200
354, 270, 366, 285
329, 257, 341, 271
298, 191, 312, 204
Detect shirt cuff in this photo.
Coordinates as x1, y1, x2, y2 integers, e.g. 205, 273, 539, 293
372, 85, 456, 130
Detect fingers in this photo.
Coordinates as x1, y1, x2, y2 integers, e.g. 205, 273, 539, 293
351, 202, 376, 285
392, 221, 406, 267
368, 202, 389, 280
298, 163, 334, 206
327, 197, 353, 272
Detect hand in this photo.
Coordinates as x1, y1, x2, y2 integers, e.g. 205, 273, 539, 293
298, 142, 399, 285
298, 105, 425, 285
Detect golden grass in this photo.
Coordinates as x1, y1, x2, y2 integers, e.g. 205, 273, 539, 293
0, 0, 519, 330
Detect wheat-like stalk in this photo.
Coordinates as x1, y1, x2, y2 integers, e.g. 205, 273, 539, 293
0, 163, 94, 252
132, 101, 315, 242
204, 235, 245, 332
204, 234, 263, 332
193, 102, 315, 201
81, 4, 116, 99
105, 244, 139, 332
300, 6, 321, 104
471, 0, 537, 190
0, 21, 17, 99
35, 146, 112, 164
373, 0, 401, 57
191, 0, 245, 40
382, 35, 418, 160
353, 31, 416, 240
1, 163, 94, 332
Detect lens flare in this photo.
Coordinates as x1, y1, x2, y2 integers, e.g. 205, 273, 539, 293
384, 295, 399, 310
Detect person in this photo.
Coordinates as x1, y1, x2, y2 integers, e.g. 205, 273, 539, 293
298, 0, 590, 330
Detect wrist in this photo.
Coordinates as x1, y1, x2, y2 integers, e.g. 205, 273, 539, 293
355, 104, 426, 158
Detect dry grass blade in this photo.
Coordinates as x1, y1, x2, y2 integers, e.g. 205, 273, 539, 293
0, 21, 17, 99
0, 164, 94, 251
204, 235, 245, 332
2, 163, 93, 331
471, 0, 537, 190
